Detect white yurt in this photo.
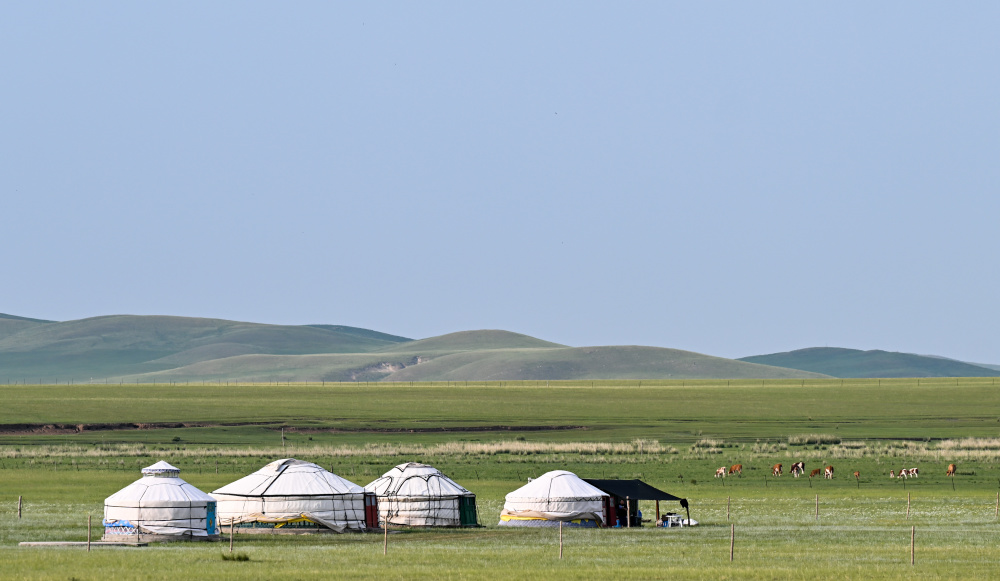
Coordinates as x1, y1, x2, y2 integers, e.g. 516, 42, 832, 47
366, 462, 478, 527
499, 470, 609, 527
103, 461, 218, 541
211, 458, 375, 533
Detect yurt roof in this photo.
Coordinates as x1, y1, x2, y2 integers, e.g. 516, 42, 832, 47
505, 470, 608, 502
212, 458, 364, 498
105, 461, 214, 505
142, 461, 180, 477
366, 462, 472, 498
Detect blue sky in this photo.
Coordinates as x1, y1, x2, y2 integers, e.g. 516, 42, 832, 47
2, 2, 998, 361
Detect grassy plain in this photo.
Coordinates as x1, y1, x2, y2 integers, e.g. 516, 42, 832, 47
3, 378, 1000, 445
3, 379, 1000, 579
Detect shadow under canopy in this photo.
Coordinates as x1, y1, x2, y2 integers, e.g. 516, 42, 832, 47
583, 479, 689, 526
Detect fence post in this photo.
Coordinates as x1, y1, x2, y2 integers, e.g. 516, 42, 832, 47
18, 496, 21, 519
626, 497, 630, 528
230, 521, 234, 553
559, 521, 563, 559
730, 523, 735, 561
815, 494, 819, 520
906, 492, 910, 520
727, 496, 730, 521
383, 519, 388, 556
88, 514, 92, 552
910, 525, 915, 565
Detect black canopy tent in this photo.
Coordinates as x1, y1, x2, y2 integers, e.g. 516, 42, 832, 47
583, 479, 689, 527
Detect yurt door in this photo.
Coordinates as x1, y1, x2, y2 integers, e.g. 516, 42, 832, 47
364, 493, 379, 529
459, 496, 478, 527
206, 501, 217, 535
605, 496, 617, 528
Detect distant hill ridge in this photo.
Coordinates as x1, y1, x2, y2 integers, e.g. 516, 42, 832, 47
1, 313, 994, 382
0, 313, 56, 323
0, 313, 821, 382
0, 314, 410, 380
306, 325, 411, 344
739, 347, 1000, 378
375, 330, 564, 353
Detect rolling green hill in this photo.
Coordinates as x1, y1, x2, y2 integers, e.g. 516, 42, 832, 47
375, 330, 565, 353
0, 313, 55, 323
4, 313, 990, 382
0, 315, 410, 381
739, 347, 1000, 378
306, 324, 411, 344
381, 345, 829, 381
122, 351, 429, 383
0, 313, 53, 340
119, 338, 826, 382
969, 362, 1000, 372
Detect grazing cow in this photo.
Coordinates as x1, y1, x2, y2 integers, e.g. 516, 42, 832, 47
908, 468, 919, 478
729, 464, 743, 476
824, 466, 834, 479
790, 461, 805, 477
897, 468, 908, 479
809, 468, 822, 478
772, 463, 783, 477
946, 464, 957, 477
889, 470, 896, 479
715, 466, 727, 478
853, 471, 860, 482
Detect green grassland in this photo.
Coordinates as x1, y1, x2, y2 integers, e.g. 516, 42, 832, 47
3, 379, 1000, 445
4, 379, 1000, 579
4, 461, 1000, 580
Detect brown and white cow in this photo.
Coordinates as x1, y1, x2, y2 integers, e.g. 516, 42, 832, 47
853, 471, 860, 482
946, 464, 957, 477
809, 468, 822, 478
790, 461, 805, 477
897, 467, 909, 479
824, 465, 834, 479
908, 468, 919, 478
772, 463, 783, 477
715, 466, 727, 478
729, 464, 743, 477
889, 470, 896, 479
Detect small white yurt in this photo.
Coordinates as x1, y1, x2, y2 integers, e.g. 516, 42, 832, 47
499, 470, 609, 528
103, 461, 218, 541
211, 458, 375, 533
366, 463, 478, 527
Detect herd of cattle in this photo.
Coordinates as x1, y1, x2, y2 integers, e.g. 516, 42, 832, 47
714, 463, 959, 480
